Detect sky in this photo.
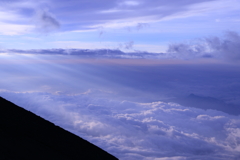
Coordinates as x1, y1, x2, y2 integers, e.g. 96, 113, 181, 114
0, 0, 240, 160
0, 0, 239, 52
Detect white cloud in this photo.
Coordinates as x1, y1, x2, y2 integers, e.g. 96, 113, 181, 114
49, 40, 165, 53
189, 0, 240, 15
119, 1, 140, 6
50, 41, 117, 50
0, 10, 23, 22
99, 9, 125, 14
155, 157, 187, 160
0, 0, 38, 9
0, 22, 33, 35
0, 9, 34, 35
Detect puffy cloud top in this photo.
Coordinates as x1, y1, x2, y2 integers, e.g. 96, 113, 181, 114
1, 91, 240, 160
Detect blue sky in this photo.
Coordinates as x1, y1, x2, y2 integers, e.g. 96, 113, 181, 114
1, 1, 240, 160
0, 0, 240, 52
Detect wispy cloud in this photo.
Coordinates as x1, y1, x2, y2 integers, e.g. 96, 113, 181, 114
34, 9, 60, 33
2, 0, 228, 31
0, 0, 239, 52
118, 1, 140, 6
0, 23, 33, 35
136, 23, 149, 31
0, 9, 33, 35
119, 41, 135, 50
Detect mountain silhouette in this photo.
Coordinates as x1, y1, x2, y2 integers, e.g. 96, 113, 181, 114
0, 97, 118, 160
168, 94, 240, 116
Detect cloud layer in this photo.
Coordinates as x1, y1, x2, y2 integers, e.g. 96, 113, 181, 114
0, 91, 239, 160
2, 48, 165, 59
0, 31, 238, 62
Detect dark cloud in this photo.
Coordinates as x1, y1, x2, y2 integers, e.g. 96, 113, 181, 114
136, 23, 149, 30
35, 10, 60, 33
99, 30, 104, 37
3, 48, 164, 59
124, 41, 134, 50
98, 26, 105, 37
167, 42, 206, 59
167, 31, 240, 61
206, 31, 240, 61
117, 41, 135, 50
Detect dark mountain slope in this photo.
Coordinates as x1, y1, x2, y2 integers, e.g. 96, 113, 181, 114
0, 97, 118, 160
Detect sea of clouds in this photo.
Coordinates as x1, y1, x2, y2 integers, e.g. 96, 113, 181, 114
1, 90, 240, 160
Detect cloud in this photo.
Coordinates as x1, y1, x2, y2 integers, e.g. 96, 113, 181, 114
0, 31, 237, 61
0, 9, 34, 35
124, 41, 134, 50
0, 0, 239, 36
119, 1, 140, 6
98, 26, 105, 37
1, 90, 240, 160
167, 42, 207, 59
117, 41, 135, 51
34, 9, 60, 33
136, 23, 149, 30
206, 31, 240, 61
167, 31, 240, 61
1, 0, 222, 32
0, 23, 33, 35
3, 48, 165, 59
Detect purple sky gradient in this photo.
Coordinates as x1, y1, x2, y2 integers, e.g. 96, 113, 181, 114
0, 0, 240, 159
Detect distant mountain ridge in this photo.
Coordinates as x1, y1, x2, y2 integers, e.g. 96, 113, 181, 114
168, 94, 240, 116
0, 97, 118, 160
